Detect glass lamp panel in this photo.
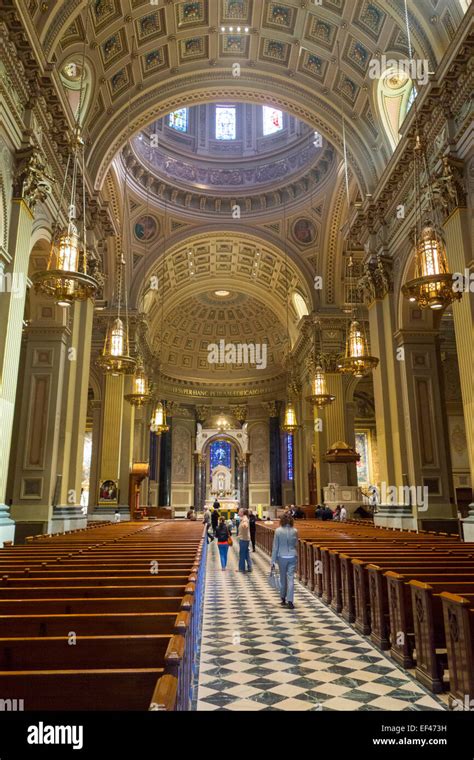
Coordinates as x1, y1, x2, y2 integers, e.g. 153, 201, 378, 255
58, 231, 79, 272
110, 318, 125, 357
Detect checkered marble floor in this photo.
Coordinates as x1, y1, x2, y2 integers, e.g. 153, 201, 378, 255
195, 539, 447, 711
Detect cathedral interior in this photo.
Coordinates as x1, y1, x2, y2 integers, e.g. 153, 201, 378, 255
0, 0, 473, 724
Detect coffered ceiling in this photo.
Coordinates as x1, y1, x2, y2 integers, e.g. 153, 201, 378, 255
20, 0, 464, 193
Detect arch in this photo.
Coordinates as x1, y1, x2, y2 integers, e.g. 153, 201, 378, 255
89, 79, 376, 196
201, 432, 245, 460
134, 231, 315, 347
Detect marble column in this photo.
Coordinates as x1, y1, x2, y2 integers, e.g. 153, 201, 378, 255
395, 329, 456, 522
88, 400, 102, 513
361, 261, 407, 489
443, 207, 474, 484
55, 298, 94, 520
269, 412, 282, 507
0, 145, 52, 543
324, 373, 357, 486
0, 200, 34, 544
158, 424, 172, 507
9, 299, 69, 533
96, 374, 125, 511
194, 453, 202, 510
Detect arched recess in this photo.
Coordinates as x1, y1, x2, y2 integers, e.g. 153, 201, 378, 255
135, 231, 314, 347
57, 54, 94, 125
375, 66, 416, 152
201, 432, 245, 461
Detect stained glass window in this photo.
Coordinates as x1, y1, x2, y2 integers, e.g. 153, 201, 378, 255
168, 108, 188, 132
286, 434, 294, 481
216, 106, 236, 140
263, 106, 283, 135
210, 441, 231, 470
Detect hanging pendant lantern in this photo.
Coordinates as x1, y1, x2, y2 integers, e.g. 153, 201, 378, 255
402, 226, 461, 311
33, 129, 99, 306
96, 316, 136, 376
338, 319, 379, 379
125, 357, 152, 406
281, 400, 298, 433
306, 365, 335, 407
150, 401, 169, 435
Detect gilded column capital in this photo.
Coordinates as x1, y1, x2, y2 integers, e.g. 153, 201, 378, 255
13, 146, 53, 211
358, 255, 393, 305
230, 404, 247, 423
195, 405, 211, 423
261, 401, 279, 417
431, 154, 467, 219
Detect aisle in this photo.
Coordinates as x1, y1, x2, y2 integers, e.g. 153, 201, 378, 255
195, 538, 447, 711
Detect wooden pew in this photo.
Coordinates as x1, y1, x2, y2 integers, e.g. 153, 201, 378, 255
440, 592, 474, 708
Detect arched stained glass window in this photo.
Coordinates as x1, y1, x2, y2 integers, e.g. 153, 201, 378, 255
216, 106, 236, 140
263, 106, 283, 135
210, 441, 231, 470
286, 434, 294, 481
168, 108, 188, 132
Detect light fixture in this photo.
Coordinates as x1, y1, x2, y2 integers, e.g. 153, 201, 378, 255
33, 29, 99, 306
402, 219, 461, 311
96, 314, 136, 376
335, 35, 379, 381
125, 356, 152, 407
400, 3, 460, 313
216, 414, 231, 432
149, 198, 169, 433
281, 401, 298, 434
214, 290, 230, 297
307, 365, 335, 407
338, 318, 379, 379
150, 401, 169, 435
282, 197, 299, 434
97, 53, 136, 377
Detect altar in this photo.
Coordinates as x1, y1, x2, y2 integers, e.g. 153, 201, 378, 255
205, 499, 239, 519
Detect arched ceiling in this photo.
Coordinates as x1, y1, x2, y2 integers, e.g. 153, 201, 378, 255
139, 233, 313, 344
25, 0, 464, 193
156, 290, 288, 383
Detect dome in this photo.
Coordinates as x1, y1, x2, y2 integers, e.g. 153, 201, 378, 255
123, 102, 336, 215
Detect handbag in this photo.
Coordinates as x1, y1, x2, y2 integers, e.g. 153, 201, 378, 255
269, 565, 280, 591
227, 535, 233, 546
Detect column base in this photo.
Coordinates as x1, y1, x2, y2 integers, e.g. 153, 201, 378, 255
374, 505, 416, 531
48, 506, 88, 534
0, 504, 15, 547
89, 506, 131, 522
462, 504, 474, 541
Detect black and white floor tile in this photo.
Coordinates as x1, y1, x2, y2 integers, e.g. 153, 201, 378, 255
195, 539, 447, 711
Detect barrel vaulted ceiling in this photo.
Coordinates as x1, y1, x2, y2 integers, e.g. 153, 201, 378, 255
21, 0, 464, 194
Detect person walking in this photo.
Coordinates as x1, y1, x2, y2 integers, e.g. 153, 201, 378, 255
215, 516, 232, 570
249, 509, 257, 552
271, 513, 298, 609
340, 504, 347, 522
237, 509, 252, 573
211, 506, 219, 535
203, 508, 213, 543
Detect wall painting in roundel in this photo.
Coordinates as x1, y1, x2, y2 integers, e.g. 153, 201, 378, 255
292, 218, 317, 246
134, 215, 159, 242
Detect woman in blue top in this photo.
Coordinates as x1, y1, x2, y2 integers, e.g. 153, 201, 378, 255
271, 513, 298, 609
